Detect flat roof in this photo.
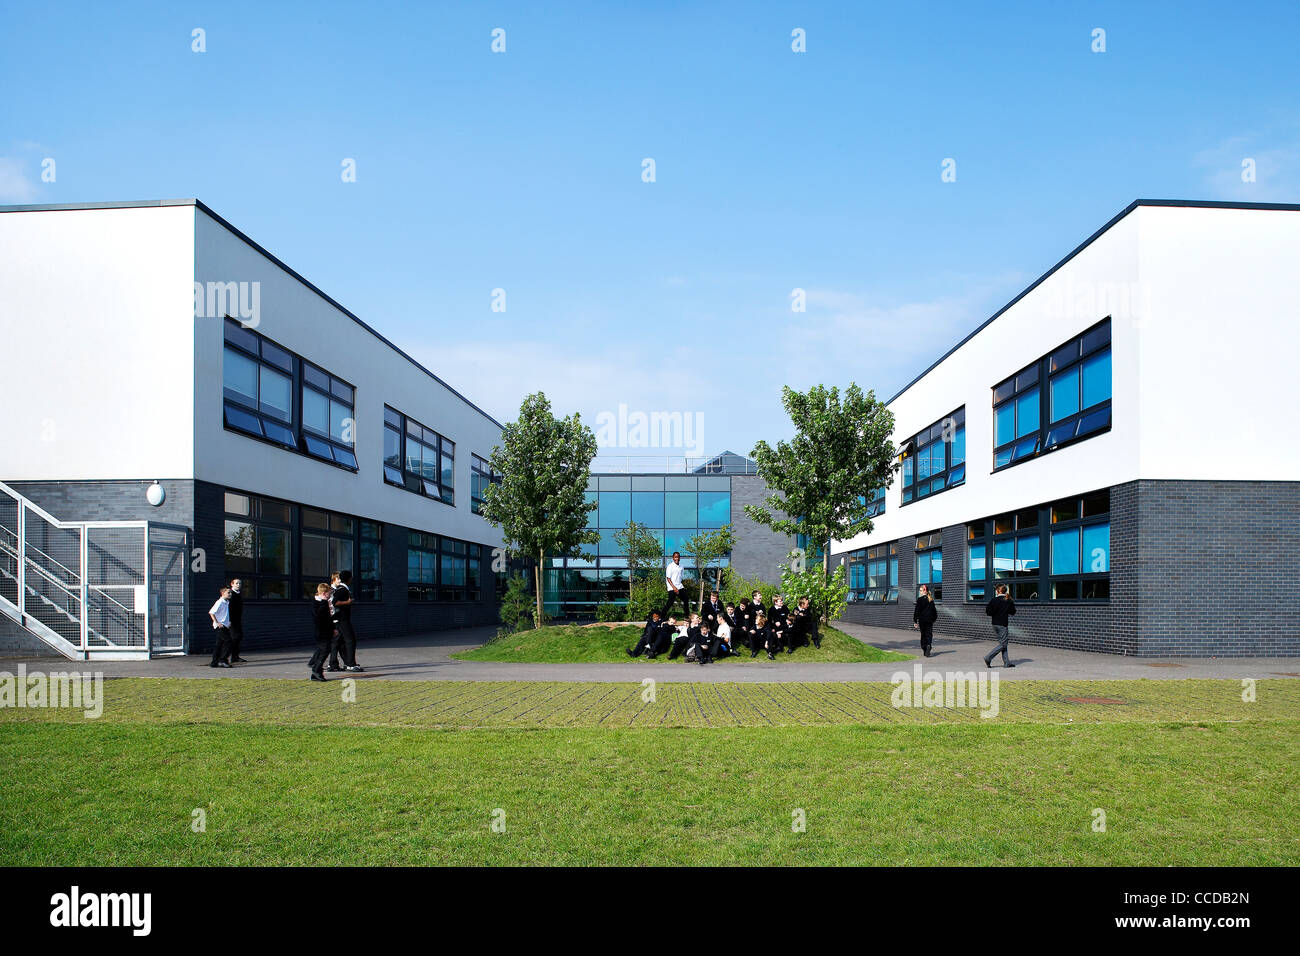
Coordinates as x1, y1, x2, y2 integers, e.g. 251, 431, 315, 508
885, 198, 1300, 406
0, 198, 504, 430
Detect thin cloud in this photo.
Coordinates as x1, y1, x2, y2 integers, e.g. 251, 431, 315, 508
1195, 135, 1300, 202
0, 157, 39, 203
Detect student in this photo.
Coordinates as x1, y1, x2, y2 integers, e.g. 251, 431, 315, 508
648, 617, 678, 658
687, 621, 715, 664
735, 598, 753, 650
669, 613, 702, 660
702, 590, 725, 631
309, 583, 335, 681
795, 596, 821, 650
328, 570, 364, 673
983, 585, 1017, 668
628, 610, 664, 658
770, 595, 792, 653
207, 585, 234, 668
714, 613, 737, 658
752, 611, 775, 660
661, 552, 690, 619
227, 578, 247, 663
750, 590, 765, 624
912, 584, 938, 658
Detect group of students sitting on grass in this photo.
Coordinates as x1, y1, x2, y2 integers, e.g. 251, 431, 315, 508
627, 590, 821, 665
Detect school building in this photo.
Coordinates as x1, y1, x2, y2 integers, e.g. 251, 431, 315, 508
0, 199, 506, 660
831, 200, 1300, 657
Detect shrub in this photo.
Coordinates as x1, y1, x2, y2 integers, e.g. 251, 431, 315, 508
497, 572, 536, 636
595, 601, 625, 622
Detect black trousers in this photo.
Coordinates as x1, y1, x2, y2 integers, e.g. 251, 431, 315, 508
330, 619, 357, 668
228, 624, 243, 660
985, 625, 1011, 665
919, 622, 934, 653
309, 632, 333, 675
210, 626, 232, 665
660, 589, 690, 620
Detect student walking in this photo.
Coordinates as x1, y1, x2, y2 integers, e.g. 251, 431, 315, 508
661, 552, 690, 619
227, 578, 247, 663
207, 585, 234, 668
912, 584, 938, 657
328, 570, 364, 673
309, 583, 335, 681
983, 584, 1017, 668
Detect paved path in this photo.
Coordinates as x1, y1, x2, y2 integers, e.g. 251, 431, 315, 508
4, 622, 1297, 682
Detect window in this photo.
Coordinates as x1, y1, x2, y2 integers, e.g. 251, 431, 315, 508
901, 409, 965, 505
223, 491, 293, 600
914, 532, 943, 599
300, 506, 355, 598
301, 360, 357, 469
385, 406, 454, 505
359, 521, 383, 601
407, 531, 480, 602
1048, 490, 1110, 600
862, 486, 886, 518
846, 545, 897, 603
965, 489, 1111, 602
993, 318, 1111, 471
222, 319, 357, 471
471, 455, 499, 515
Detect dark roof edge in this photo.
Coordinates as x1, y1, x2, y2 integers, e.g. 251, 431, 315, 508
883, 198, 1300, 407
0, 198, 506, 431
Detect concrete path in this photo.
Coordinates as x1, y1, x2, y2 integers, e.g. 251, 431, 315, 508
3, 622, 1297, 682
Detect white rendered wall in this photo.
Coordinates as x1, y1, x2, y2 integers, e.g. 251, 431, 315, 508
193, 208, 505, 547
0, 204, 196, 481
1134, 204, 1300, 480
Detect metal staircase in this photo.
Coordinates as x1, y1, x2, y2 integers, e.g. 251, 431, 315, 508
0, 479, 190, 660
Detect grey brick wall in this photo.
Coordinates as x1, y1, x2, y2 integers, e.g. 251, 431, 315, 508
836, 478, 1300, 657
729, 475, 796, 585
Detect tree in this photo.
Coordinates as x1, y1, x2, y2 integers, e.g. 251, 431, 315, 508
745, 383, 896, 611
479, 392, 599, 628
682, 524, 734, 612
779, 550, 850, 623
614, 520, 663, 604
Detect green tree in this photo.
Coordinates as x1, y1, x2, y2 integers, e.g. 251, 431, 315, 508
682, 524, 735, 613
746, 383, 896, 599
480, 392, 599, 628
614, 521, 663, 593
779, 550, 850, 623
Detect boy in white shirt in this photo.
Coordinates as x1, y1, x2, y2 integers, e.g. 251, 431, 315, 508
661, 551, 690, 619
207, 586, 233, 669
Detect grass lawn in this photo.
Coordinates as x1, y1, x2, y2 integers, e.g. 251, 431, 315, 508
453, 623, 911, 664
1, 678, 1298, 865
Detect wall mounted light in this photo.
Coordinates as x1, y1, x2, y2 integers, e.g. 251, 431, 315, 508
146, 481, 166, 507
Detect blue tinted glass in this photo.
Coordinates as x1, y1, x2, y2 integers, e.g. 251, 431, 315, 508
697, 491, 729, 527
994, 539, 1014, 577
969, 543, 986, 580
995, 403, 1016, 447
917, 444, 933, 479
584, 491, 598, 528
333, 448, 358, 469
951, 426, 965, 465
1050, 367, 1080, 422
949, 464, 966, 486
631, 492, 664, 527
665, 491, 696, 527
301, 388, 328, 434
331, 401, 352, 444
262, 420, 296, 447
441, 454, 454, 489
1017, 534, 1039, 573
1082, 522, 1110, 573
903, 457, 914, 486
223, 402, 264, 437
889, 559, 898, 587
599, 529, 623, 556
223, 347, 258, 403
383, 426, 401, 468
598, 492, 630, 528
931, 441, 946, 473
1076, 406, 1111, 437
1013, 436, 1039, 461
994, 447, 1013, 469
931, 551, 943, 583
259, 366, 292, 422
1016, 388, 1039, 438
1082, 348, 1111, 408
1051, 528, 1079, 575
664, 529, 694, 556
916, 555, 931, 585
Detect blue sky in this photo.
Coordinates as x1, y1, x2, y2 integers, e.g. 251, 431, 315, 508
3, 0, 1298, 459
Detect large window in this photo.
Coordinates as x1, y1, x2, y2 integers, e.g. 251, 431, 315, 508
914, 532, 943, 599
385, 406, 454, 505
222, 318, 357, 471
861, 487, 886, 518
300, 507, 355, 598
901, 408, 965, 505
966, 489, 1110, 602
471, 454, 499, 515
407, 531, 481, 602
359, 521, 383, 602
223, 491, 293, 600
847, 543, 898, 603
993, 318, 1111, 471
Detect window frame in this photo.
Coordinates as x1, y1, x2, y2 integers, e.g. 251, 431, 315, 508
913, 532, 943, 600
900, 408, 966, 506
471, 454, 500, 515
384, 405, 455, 506
992, 318, 1112, 473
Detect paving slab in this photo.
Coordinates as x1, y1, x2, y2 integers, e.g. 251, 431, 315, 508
3, 621, 1297, 683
